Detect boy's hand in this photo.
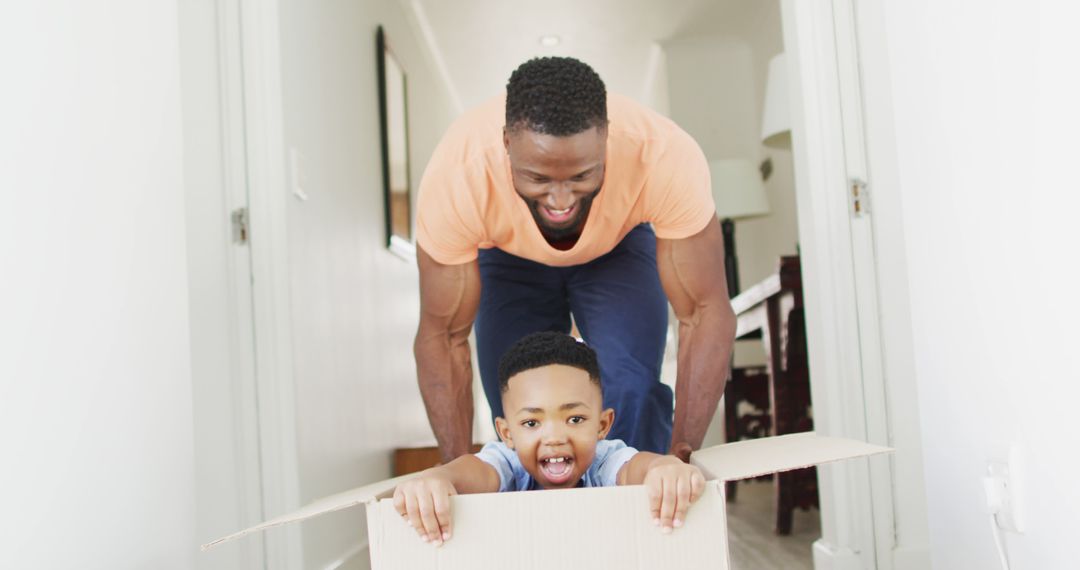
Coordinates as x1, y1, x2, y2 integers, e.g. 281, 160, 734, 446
644, 455, 706, 533
392, 471, 457, 546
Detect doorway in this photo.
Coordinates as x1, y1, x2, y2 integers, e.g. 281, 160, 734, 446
191, 0, 930, 568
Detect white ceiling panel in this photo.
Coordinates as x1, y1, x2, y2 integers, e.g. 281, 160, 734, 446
408, 0, 766, 111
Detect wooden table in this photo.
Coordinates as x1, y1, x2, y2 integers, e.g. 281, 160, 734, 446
393, 444, 483, 476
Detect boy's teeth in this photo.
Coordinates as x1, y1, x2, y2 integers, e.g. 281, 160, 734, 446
545, 458, 570, 475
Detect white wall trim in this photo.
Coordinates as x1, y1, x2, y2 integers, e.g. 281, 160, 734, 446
850, 1, 934, 563
214, 0, 269, 565
891, 545, 932, 570
828, 1, 902, 568
400, 0, 464, 114
238, 0, 304, 567
812, 540, 864, 570
388, 235, 417, 263
781, 0, 894, 567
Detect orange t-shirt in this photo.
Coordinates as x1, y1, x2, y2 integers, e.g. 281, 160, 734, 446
415, 93, 715, 267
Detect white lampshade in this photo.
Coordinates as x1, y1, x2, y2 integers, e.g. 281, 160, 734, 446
761, 53, 791, 148
710, 159, 770, 220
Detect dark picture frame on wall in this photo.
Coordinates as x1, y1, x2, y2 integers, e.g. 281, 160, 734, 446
376, 25, 413, 254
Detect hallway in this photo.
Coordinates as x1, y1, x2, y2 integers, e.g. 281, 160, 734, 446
4, 1, 1080, 569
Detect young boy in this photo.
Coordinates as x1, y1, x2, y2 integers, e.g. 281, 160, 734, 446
393, 331, 706, 546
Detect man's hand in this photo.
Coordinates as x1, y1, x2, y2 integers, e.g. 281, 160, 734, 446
392, 470, 457, 546
644, 455, 706, 533
669, 441, 693, 464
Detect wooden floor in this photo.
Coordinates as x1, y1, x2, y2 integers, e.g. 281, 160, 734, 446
727, 480, 820, 570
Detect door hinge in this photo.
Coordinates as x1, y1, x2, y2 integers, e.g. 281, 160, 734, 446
231, 207, 249, 245
850, 178, 870, 218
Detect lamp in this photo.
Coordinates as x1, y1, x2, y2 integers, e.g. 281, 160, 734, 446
760, 53, 791, 148
710, 159, 770, 296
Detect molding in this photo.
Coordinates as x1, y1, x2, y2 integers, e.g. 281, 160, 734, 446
813, 539, 864, 570
320, 540, 369, 570
238, 0, 304, 567
891, 545, 932, 569
851, 0, 932, 562
388, 235, 417, 263
214, 0, 268, 566
829, 0, 899, 567
399, 0, 464, 114
781, 0, 895, 567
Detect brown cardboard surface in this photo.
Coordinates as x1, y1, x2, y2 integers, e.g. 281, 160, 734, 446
366, 481, 729, 569
204, 431, 891, 569
690, 432, 892, 482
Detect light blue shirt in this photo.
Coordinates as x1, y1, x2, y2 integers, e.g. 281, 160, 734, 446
475, 439, 639, 491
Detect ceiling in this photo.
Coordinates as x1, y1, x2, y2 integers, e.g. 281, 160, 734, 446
409, 0, 773, 112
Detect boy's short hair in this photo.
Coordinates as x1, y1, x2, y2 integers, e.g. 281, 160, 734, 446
497, 331, 602, 393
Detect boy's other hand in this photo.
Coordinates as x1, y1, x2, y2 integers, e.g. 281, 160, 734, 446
644, 455, 706, 534
392, 471, 457, 546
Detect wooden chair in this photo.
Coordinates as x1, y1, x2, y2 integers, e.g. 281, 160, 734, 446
723, 365, 772, 501
726, 256, 817, 535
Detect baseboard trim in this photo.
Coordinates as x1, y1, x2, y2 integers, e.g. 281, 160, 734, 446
892, 545, 932, 569
812, 539, 863, 570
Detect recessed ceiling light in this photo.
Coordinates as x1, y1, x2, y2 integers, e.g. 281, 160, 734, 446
538, 35, 561, 47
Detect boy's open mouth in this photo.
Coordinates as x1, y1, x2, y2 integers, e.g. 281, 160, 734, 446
539, 455, 575, 485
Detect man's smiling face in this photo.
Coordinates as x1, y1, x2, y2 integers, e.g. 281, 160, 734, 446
495, 364, 614, 489
504, 126, 607, 242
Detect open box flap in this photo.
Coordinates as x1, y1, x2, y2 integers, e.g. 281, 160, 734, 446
203, 433, 891, 553
202, 473, 414, 550
691, 432, 892, 482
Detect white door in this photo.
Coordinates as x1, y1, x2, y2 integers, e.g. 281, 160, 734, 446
183, 0, 306, 567
180, 1, 279, 568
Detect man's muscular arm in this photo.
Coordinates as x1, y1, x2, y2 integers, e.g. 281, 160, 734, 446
656, 216, 737, 459
415, 246, 481, 463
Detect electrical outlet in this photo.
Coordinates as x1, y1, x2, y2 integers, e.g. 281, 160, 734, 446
983, 452, 1025, 533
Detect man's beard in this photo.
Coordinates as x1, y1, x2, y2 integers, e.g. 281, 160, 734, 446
525, 189, 599, 242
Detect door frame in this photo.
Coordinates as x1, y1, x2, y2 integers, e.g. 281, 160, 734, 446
213, 0, 304, 567
781, 1, 928, 568
181, 0, 270, 567
233, 0, 305, 567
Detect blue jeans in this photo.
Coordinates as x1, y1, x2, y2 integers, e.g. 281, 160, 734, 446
475, 224, 672, 453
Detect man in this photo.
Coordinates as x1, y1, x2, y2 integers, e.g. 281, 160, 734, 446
414, 56, 736, 463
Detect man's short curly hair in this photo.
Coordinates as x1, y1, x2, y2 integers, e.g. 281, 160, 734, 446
497, 331, 602, 393
505, 57, 608, 136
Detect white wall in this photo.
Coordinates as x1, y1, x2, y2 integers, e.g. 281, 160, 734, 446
275, 1, 459, 567
859, 1, 1080, 568
737, 0, 800, 291
664, 0, 799, 292
0, 2, 196, 569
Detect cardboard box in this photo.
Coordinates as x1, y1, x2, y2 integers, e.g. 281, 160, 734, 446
204, 432, 890, 569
